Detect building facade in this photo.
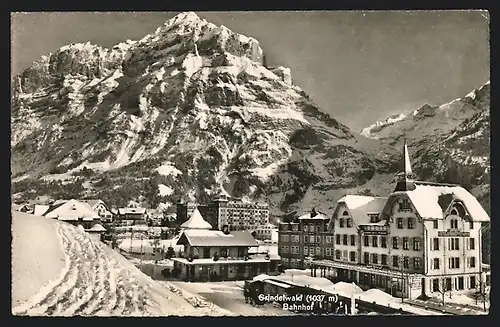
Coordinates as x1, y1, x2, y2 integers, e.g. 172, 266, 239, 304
176, 194, 270, 231
308, 143, 490, 299
278, 209, 333, 269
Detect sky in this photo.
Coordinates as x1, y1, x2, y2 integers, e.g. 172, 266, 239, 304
11, 11, 490, 131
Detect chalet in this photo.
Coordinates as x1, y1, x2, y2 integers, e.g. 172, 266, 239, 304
78, 199, 113, 222
172, 209, 280, 282
116, 207, 147, 225
43, 199, 100, 229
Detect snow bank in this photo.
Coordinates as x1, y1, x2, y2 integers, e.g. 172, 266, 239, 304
360, 289, 394, 303
156, 162, 182, 177
158, 184, 174, 196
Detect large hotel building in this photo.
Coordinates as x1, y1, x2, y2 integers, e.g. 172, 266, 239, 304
177, 194, 270, 232
278, 143, 490, 299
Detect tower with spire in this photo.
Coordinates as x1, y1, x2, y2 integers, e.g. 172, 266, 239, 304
393, 140, 416, 192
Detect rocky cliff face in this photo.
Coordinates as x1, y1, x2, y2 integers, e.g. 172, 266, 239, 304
11, 12, 489, 223
11, 12, 401, 215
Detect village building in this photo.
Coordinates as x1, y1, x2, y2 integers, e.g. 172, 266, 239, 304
86, 223, 107, 242
249, 223, 278, 242
278, 209, 332, 269
172, 209, 280, 281
308, 142, 490, 300
116, 207, 147, 225
12, 203, 31, 213
42, 199, 100, 229
52, 199, 114, 222
176, 194, 270, 231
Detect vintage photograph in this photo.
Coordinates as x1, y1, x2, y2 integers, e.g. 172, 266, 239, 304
11, 11, 490, 316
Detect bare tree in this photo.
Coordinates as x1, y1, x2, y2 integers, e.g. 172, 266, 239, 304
474, 279, 489, 311
435, 278, 451, 305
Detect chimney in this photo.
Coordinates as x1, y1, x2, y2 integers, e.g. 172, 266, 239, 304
310, 208, 318, 218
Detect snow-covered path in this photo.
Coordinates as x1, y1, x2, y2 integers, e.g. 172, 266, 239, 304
11, 212, 230, 317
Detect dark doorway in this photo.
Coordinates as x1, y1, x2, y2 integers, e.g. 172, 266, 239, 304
220, 265, 229, 279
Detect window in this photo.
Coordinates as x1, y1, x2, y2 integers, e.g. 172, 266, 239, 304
324, 236, 331, 244
433, 238, 440, 251
403, 257, 410, 269
381, 236, 387, 248
364, 236, 369, 246
469, 238, 475, 250
457, 277, 464, 290
325, 248, 331, 256
393, 256, 399, 267
336, 234, 341, 245
316, 236, 321, 243
347, 218, 353, 228
469, 221, 474, 230
449, 238, 460, 251
343, 250, 348, 259
403, 237, 409, 250
408, 217, 415, 229
309, 225, 315, 232
343, 235, 348, 245
397, 218, 404, 229
446, 278, 452, 291
381, 254, 387, 265
469, 256, 476, 268
291, 235, 299, 242
450, 219, 458, 229
432, 279, 440, 292
413, 238, 421, 251
316, 247, 321, 255
451, 209, 458, 216
364, 252, 370, 264
350, 235, 356, 246
304, 247, 309, 255
372, 236, 378, 247
303, 225, 308, 232
433, 220, 439, 229
392, 237, 399, 249
350, 251, 356, 262
304, 235, 309, 243
449, 257, 460, 269
339, 219, 344, 228
470, 276, 476, 289
433, 258, 440, 269
399, 199, 411, 211
414, 257, 421, 269
343, 210, 349, 216
372, 253, 378, 264
335, 250, 341, 260
280, 234, 288, 242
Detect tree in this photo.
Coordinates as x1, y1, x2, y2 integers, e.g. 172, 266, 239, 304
166, 246, 175, 259
262, 53, 268, 68
436, 278, 451, 305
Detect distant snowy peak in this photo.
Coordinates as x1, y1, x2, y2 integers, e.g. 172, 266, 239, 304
360, 113, 407, 139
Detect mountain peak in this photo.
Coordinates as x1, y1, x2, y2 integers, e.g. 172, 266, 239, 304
166, 11, 202, 26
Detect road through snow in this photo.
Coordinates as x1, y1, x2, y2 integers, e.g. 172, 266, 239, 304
11, 212, 231, 317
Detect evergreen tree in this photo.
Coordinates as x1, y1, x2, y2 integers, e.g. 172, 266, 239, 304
263, 53, 268, 68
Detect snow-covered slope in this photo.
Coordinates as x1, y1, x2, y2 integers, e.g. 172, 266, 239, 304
11, 211, 230, 316
11, 12, 400, 215
360, 81, 490, 214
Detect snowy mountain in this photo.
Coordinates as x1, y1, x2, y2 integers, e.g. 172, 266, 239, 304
10, 12, 488, 223
360, 81, 490, 214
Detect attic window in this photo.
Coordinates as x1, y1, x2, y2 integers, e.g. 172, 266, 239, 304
451, 209, 458, 216
71, 206, 77, 210
342, 211, 349, 216
398, 199, 412, 212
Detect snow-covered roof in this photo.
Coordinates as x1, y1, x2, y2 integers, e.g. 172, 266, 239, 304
178, 229, 258, 247
34, 205, 50, 216
395, 181, 490, 222
335, 195, 387, 226
118, 207, 147, 215
43, 199, 99, 221
180, 208, 212, 229
298, 210, 329, 220
77, 199, 106, 209
88, 224, 106, 232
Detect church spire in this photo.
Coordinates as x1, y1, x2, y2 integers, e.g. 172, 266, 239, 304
393, 139, 416, 192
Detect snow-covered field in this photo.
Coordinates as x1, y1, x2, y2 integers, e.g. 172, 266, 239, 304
11, 211, 230, 317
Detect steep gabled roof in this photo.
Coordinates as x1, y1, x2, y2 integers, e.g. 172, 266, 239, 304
333, 195, 388, 227
180, 208, 212, 229
396, 181, 490, 222
78, 199, 106, 209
